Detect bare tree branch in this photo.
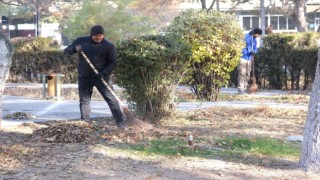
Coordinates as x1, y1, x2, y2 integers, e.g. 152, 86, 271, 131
200, 0, 206, 9
228, 0, 250, 12
0, 0, 54, 11
207, 0, 216, 12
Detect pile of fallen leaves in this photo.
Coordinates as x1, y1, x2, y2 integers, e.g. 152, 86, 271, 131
5, 112, 36, 120
29, 118, 190, 145
31, 121, 98, 143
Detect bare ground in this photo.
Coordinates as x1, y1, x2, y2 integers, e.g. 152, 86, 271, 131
1, 87, 319, 180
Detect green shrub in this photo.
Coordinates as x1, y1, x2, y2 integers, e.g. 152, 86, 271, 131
115, 35, 191, 121
10, 51, 78, 83
257, 32, 320, 90
11, 37, 60, 52
9, 37, 78, 83
167, 10, 244, 101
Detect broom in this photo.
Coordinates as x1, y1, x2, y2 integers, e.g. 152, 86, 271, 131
80, 51, 153, 130
247, 54, 258, 94
247, 34, 258, 94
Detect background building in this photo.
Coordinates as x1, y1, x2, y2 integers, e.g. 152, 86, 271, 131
179, 0, 320, 33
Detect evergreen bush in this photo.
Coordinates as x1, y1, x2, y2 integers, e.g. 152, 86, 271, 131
115, 35, 191, 121
167, 9, 244, 101
257, 32, 320, 90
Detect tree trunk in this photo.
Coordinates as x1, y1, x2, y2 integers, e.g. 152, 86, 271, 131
284, 66, 288, 90
299, 50, 320, 172
260, 0, 265, 48
200, 0, 206, 9
216, 0, 219, 11
295, 0, 308, 32
260, 0, 265, 36
0, 31, 14, 127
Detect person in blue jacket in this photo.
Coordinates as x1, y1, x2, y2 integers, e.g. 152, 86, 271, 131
238, 28, 262, 94
64, 25, 127, 129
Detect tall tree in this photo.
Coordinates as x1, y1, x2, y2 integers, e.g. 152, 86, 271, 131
192, 0, 219, 11
204, 0, 251, 12
0, 0, 66, 37
294, 0, 308, 32
61, 0, 154, 42
0, 0, 55, 12
260, 0, 266, 36
266, 0, 308, 32
128, 0, 181, 29
299, 48, 320, 171
0, 30, 13, 127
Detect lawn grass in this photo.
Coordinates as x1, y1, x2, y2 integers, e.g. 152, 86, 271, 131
128, 136, 300, 160
129, 138, 215, 157
216, 137, 300, 159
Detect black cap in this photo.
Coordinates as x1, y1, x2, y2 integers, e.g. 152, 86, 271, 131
253, 28, 262, 35
90, 25, 104, 36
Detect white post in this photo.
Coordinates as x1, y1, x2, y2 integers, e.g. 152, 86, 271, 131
260, 0, 265, 46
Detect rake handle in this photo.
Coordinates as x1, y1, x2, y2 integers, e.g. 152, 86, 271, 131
80, 52, 153, 130
80, 51, 124, 106
252, 55, 254, 77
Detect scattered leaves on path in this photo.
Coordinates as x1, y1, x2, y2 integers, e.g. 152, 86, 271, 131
5, 112, 36, 120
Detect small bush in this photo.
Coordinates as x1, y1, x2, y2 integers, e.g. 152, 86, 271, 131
115, 35, 191, 121
167, 10, 244, 101
11, 37, 60, 52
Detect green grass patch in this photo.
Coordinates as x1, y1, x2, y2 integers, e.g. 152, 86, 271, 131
216, 137, 300, 159
129, 138, 214, 157
128, 137, 300, 160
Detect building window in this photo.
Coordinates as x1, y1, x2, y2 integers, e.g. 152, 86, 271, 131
240, 15, 297, 32
288, 18, 295, 30
252, 17, 259, 29
242, 16, 260, 30
270, 16, 278, 30
243, 17, 251, 30
279, 16, 287, 30
265, 17, 268, 28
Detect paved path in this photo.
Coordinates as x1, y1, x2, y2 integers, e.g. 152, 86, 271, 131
0, 84, 309, 127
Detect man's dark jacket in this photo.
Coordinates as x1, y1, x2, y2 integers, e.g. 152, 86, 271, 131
64, 36, 116, 77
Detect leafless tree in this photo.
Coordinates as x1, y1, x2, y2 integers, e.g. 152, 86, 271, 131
266, 0, 308, 32
0, 0, 53, 11
0, 0, 79, 36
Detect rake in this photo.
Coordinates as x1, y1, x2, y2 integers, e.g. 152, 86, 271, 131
80, 51, 153, 130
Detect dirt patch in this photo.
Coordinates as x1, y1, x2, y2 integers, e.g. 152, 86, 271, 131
1, 106, 319, 179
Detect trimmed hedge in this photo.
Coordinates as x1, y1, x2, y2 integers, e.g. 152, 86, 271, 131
10, 51, 78, 83
256, 32, 320, 90
9, 37, 78, 83
115, 35, 191, 121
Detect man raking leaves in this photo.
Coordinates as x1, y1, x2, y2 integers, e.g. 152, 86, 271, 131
64, 25, 152, 130
237, 28, 262, 95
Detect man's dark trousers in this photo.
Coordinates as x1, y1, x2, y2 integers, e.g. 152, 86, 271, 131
78, 76, 125, 123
